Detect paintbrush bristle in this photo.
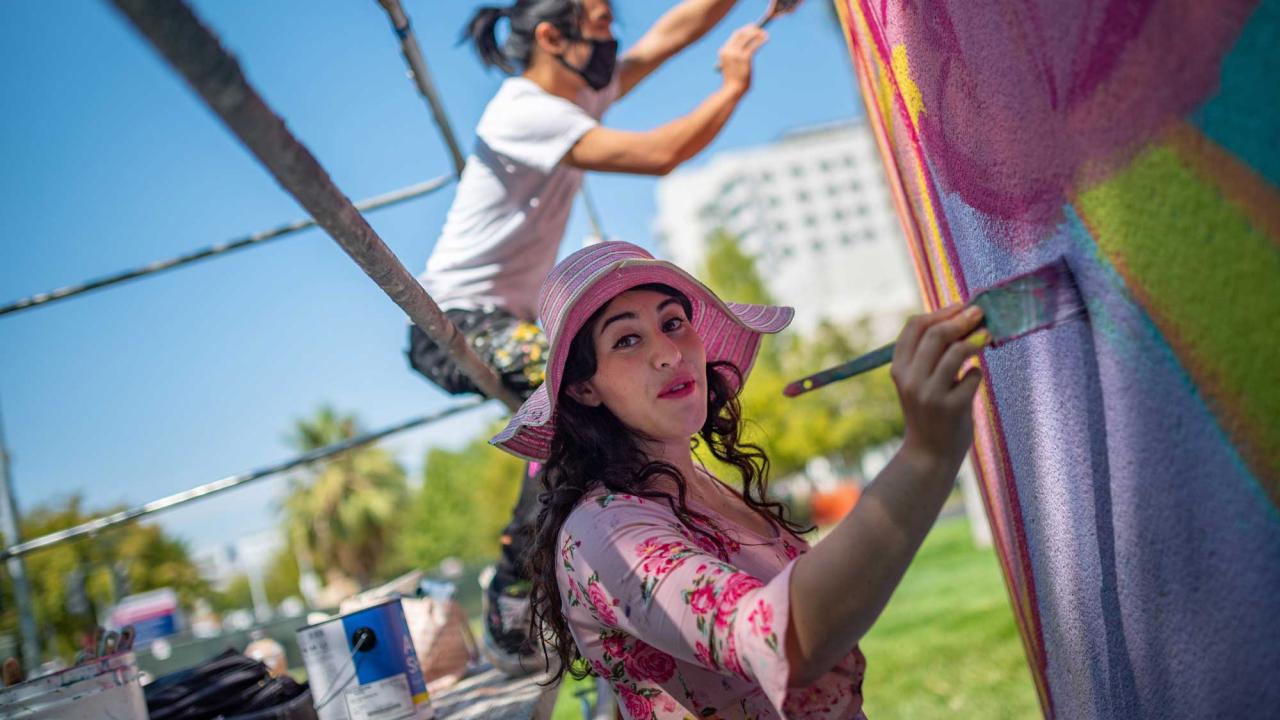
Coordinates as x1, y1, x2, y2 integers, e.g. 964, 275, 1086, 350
971, 258, 1087, 346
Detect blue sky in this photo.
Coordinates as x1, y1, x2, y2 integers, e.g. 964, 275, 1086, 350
0, 0, 863, 559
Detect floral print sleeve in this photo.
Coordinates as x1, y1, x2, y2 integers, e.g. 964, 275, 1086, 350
557, 492, 819, 717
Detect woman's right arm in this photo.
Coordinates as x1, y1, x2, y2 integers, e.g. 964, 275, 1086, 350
564, 26, 766, 176
784, 304, 988, 686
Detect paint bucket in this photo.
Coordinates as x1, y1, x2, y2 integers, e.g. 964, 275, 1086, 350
0, 651, 148, 719
298, 598, 434, 720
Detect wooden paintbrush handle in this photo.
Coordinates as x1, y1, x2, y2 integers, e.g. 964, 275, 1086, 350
783, 342, 896, 397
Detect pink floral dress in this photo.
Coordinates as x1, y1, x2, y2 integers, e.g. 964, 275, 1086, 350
557, 484, 866, 719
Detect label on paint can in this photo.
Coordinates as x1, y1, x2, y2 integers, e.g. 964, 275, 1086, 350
345, 674, 414, 720
298, 599, 435, 720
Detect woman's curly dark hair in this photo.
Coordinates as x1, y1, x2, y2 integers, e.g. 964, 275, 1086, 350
525, 283, 811, 685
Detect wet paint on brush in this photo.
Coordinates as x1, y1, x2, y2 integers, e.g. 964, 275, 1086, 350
783, 258, 1087, 397
972, 259, 1088, 347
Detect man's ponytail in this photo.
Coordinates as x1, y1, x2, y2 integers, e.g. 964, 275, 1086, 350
462, 0, 582, 75
463, 6, 516, 73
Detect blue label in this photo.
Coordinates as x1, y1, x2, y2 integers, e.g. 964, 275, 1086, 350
340, 600, 427, 695
131, 613, 178, 645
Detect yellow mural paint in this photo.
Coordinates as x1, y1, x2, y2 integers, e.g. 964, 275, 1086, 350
873, 29, 962, 304
841, 0, 937, 305
891, 44, 925, 127
851, 3, 898, 150
912, 160, 963, 305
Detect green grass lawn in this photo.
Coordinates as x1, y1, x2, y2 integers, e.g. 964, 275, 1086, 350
552, 516, 1040, 719
858, 517, 1040, 719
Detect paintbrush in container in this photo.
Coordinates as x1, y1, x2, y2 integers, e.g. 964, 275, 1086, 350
783, 258, 1087, 398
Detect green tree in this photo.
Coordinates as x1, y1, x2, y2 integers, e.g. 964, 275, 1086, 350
395, 432, 523, 572
697, 231, 904, 479
209, 575, 253, 614
280, 407, 408, 590
262, 543, 302, 604
207, 544, 301, 613
700, 229, 779, 307
0, 495, 208, 662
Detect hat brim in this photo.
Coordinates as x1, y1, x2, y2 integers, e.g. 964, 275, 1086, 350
491, 258, 792, 462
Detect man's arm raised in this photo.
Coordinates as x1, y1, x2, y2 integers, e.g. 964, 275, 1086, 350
617, 0, 740, 97
568, 26, 765, 175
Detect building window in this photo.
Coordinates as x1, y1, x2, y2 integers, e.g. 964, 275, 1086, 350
780, 245, 794, 258
841, 233, 855, 246
803, 214, 818, 227
767, 195, 782, 208
843, 155, 855, 167
762, 170, 775, 182
811, 239, 824, 252
827, 184, 840, 197
863, 228, 876, 240
796, 190, 811, 202
849, 180, 862, 192
819, 159, 833, 172
773, 220, 788, 232
833, 209, 847, 221
790, 165, 805, 178
857, 205, 869, 216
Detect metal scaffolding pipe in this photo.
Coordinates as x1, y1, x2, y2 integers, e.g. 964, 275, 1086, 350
377, 0, 467, 177
0, 404, 40, 672
0, 174, 454, 318
109, 0, 523, 411
580, 181, 607, 242
0, 400, 486, 561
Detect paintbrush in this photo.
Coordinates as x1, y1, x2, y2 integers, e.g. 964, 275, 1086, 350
783, 258, 1086, 397
715, 0, 802, 72
757, 0, 803, 28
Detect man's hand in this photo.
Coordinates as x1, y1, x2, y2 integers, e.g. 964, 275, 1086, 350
718, 25, 768, 94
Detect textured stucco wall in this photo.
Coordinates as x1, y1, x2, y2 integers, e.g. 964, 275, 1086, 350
835, 1, 1280, 717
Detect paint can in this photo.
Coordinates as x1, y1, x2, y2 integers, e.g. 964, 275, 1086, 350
0, 652, 148, 719
298, 598, 435, 720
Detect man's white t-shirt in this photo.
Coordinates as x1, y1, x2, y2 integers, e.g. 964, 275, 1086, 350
420, 76, 620, 321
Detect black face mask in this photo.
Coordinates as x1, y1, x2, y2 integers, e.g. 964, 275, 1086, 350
557, 36, 618, 92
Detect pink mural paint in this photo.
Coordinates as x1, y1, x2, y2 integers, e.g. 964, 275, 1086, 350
875, 0, 1258, 233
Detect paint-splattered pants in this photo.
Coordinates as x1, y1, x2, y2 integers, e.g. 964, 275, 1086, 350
405, 306, 547, 399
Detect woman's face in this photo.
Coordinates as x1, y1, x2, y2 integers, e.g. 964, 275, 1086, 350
568, 289, 708, 447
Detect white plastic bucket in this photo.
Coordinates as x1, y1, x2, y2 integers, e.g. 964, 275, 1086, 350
0, 651, 148, 719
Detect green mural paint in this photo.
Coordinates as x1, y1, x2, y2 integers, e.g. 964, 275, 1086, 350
1076, 142, 1280, 492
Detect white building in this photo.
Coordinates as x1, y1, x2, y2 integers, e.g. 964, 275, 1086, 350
654, 120, 920, 339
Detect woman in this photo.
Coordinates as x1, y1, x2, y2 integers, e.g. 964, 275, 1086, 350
491, 241, 985, 718
407, 0, 768, 675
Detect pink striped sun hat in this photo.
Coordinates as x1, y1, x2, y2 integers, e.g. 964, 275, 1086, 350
490, 241, 793, 462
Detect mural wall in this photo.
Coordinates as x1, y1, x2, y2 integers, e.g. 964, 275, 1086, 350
834, 0, 1280, 716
